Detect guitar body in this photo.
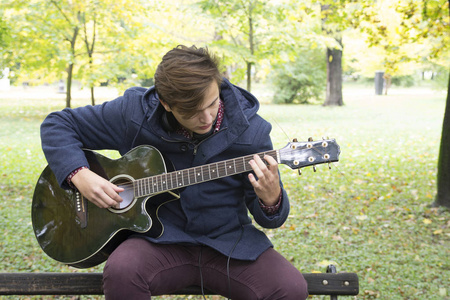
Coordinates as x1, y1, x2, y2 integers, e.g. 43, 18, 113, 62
32, 139, 340, 269
31, 145, 179, 268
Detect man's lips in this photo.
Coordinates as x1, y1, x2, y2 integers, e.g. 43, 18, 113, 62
199, 124, 211, 130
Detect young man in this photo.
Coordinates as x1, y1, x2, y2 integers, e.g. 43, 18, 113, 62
40, 45, 308, 299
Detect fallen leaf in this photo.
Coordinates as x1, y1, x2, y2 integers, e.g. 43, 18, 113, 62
356, 215, 368, 221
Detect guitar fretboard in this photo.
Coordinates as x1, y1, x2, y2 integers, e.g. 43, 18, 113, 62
134, 150, 278, 197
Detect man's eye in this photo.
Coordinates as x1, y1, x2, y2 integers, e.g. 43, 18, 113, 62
184, 112, 198, 120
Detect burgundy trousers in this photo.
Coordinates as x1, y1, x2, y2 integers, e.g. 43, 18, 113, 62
103, 238, 308, 300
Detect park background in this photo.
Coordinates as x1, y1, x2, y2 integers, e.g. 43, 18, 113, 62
0, 0, 449, 299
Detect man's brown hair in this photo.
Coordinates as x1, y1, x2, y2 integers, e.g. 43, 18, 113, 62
154, 45, 223, 117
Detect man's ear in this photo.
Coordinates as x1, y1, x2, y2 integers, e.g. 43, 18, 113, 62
159, 99, 172, 112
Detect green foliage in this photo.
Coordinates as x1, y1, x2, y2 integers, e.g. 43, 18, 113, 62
2, 0, 448, 106
390, 74, 415, 87
197, 0, 275, 88
197, 0, 332, 91
428, 64, 450, 91
344, 0, 449, 79
0, 17, 12, 76
271, 48, 326, 104
1, 0, 181, 99
0, 16, 11, 55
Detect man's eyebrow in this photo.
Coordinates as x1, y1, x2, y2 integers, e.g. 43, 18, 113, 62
199, 96, 219, 110
208, 97, 219, 107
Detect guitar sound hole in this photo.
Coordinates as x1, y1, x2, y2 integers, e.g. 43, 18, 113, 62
109, 176, 136, 213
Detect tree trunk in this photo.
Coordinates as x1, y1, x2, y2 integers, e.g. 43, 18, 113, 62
246, 4, 254, 93
90, 86, 95, 106
323, 38, 343, 106
246, 62, 252, 92
65, 63, 73, 108
82, 11, 96, 106
434, 71, 450, 208
88, 53, 95, 105
65, 23, 79, 108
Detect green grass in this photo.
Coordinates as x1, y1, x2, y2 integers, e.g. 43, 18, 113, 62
0, 85, 449, 299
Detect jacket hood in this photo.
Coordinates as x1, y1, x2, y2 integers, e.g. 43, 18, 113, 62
140, 78, 260, 140
220, 77, 260, 120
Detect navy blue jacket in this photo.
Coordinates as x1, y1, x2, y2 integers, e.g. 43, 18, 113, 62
40, 78, 290, 261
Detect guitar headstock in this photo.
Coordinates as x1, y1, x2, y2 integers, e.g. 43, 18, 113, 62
279, 138, 340, 170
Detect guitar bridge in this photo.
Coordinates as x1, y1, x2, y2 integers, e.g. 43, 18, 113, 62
75, 191, 88, 229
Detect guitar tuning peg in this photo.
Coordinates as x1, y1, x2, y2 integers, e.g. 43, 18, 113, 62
313, 165, 317, 172
308, 137, 313, 142
292, 138, 298, 142
298, 169, 302, 176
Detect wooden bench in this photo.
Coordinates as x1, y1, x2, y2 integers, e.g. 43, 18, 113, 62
0, 265, 358, 299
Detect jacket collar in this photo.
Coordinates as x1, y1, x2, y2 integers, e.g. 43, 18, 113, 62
141, 78, 260, 146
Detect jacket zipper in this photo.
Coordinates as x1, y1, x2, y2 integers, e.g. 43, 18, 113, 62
192, 127, 228, 155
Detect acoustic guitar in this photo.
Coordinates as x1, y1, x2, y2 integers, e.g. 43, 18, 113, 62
32, 139, 340, 268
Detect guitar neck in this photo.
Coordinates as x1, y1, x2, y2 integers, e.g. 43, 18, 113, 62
134, 150, 278, 197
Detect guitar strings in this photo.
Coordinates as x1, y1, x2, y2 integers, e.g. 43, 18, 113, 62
112, 151, 275, 192
113, 154, 275, 197
110, 145, 336, 196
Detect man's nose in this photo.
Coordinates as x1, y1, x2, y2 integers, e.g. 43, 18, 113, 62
199, 110, 213, 123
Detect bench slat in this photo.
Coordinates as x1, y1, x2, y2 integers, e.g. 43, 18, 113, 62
0, 272, 358, 296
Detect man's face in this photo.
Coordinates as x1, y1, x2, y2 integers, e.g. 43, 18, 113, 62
161, 81, 220, 135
